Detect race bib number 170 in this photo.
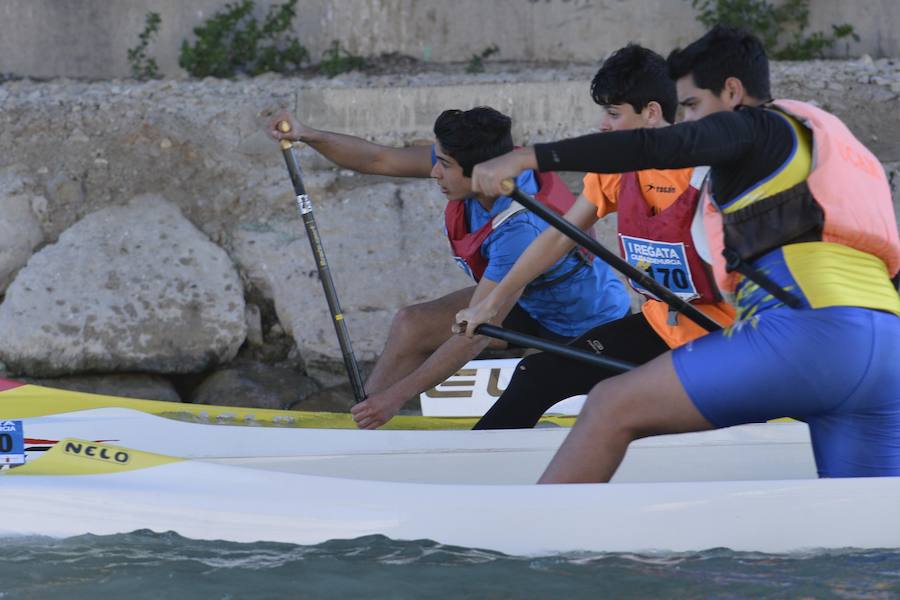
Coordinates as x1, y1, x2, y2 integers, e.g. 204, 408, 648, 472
620, 235, 699, 301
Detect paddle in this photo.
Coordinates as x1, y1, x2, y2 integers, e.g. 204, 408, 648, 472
276, 122, 367, 403
474, 324, 635, 373
499, 179, 723, 332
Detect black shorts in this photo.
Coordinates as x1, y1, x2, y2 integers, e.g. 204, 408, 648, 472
474, 311, 669, 429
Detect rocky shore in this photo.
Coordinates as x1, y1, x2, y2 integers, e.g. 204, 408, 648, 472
0, 57, 898, 409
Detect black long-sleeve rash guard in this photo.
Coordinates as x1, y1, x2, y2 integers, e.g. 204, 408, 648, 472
535, 106, 796, 208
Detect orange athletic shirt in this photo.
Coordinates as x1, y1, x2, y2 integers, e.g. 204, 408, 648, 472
582, 170, 736, 348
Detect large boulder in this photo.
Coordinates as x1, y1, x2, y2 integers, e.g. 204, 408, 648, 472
0, 168, 44, 293
231, 179, 471, 363
0, 195, 246, 376
190, 361, 320, 410
25, 373, 182, 403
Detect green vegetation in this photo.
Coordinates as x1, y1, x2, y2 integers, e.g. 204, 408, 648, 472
318, 41, 367, 77
178, 0, 308, 78
127, 12, 162, 80
465, 45, 500, 74
689, 0, 859, 59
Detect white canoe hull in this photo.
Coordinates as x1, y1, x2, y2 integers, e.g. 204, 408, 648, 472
5, 390, 897, 554
20, 408, 817, 483
3, 444, 899, 555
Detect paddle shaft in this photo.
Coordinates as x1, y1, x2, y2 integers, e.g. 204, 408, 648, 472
278, 130, 367, 403
474, 324, 635, 373
501, 181, 722, 333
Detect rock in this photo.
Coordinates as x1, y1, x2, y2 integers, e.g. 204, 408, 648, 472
24, 373, 181, 402
0, 195, 246, 376
45, 172, 85, 212
231, 180, 471, 362
244, 303, 264, 347
68, 128, 90, 143
302, 350, 374, 389
0, 168, 44, 292
190, 361, 319, 409
293, 382, 356, 412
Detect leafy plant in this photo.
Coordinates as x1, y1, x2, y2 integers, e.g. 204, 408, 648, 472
689, 0, 859, 59
127, 12, 162, 80
318, 40, 367, 77
465, 45, 500, 74
178, 0, 308, 78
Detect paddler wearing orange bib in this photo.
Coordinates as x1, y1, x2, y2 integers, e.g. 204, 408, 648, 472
466, 44, 736, 430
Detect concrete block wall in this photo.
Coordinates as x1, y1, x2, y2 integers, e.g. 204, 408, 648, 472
1, 0, 898, 80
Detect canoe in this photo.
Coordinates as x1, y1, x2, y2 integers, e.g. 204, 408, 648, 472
5, 373, 809, 484
2, 430, 899, 555
3, 372, 897, 554
15, 406, 815, 483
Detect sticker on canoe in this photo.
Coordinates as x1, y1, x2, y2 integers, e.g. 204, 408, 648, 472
0, 420, 25, 465
5, 438, 182, 476
25, 437, 119, 453
420, 358, 586, 417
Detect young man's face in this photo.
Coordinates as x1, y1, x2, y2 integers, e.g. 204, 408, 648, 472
431, 142, 471, 201
676, 74, 736, 122
598, 103, 651, 132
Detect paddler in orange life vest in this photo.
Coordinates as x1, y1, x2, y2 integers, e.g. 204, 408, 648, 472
458, 44, 736, 430
459, 26, 900, 481
268, 107, 630, 429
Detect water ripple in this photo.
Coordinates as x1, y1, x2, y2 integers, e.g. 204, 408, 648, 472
0, 531, 898, 599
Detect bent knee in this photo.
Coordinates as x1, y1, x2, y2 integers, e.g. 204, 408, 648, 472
392, 303, 441, 334
580, 378, 641, 433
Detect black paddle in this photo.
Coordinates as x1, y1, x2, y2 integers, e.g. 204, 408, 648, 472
499, 179, 722, 332
475, 324, 635, 373
277, 121, 367, 403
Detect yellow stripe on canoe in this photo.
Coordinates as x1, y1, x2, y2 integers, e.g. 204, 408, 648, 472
0, 382, 576, 430
5, 438, 183, 476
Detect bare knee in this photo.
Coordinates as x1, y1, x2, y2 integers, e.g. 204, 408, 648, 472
388, 303, 448, 351
390, 304, 426, 338
579, 378, 640, 439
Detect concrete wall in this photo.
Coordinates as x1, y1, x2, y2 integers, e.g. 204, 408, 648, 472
1, 0, 898, 80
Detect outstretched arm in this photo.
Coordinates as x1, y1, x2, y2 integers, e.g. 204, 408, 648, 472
268, 110, 433, 178
350, 277, 520, 429
454, 195, 599, 337
470, 111, 759, 198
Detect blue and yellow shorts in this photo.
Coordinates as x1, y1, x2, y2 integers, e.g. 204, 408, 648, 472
673, 305, 900, 477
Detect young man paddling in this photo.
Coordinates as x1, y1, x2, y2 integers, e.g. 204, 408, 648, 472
269, 107, 630, 429
459, 27, 900, 480
458, 44, 735, 430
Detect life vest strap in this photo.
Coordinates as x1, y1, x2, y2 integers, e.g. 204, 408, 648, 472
527, 249, 591, 290
723, 248, 804, 309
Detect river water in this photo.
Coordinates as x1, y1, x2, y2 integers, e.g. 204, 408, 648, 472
1, 532, 898, 599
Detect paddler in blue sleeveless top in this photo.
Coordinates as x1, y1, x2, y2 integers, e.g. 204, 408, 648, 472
269, 106, 630, 428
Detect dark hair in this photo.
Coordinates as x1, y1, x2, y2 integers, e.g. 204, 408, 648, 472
433, 107, 513, 177
591, 44, 678, 124
667, 26, 771, 100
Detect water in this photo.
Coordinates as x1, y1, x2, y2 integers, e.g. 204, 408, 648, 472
1, 532, 898, 599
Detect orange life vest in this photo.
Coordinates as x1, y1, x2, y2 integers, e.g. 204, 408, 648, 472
703, 100, 900, 294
